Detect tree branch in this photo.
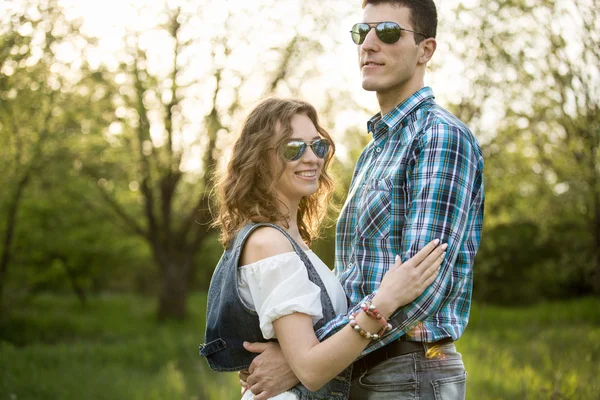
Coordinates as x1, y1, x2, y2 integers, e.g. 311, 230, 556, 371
96, 185, 147, 239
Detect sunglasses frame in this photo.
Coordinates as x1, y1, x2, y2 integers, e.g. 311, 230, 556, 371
282, 138, 331, 162
350, 22, 427, 45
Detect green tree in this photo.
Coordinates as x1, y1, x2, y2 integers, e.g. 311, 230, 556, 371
447, 0, 600, 300
77, 1, 354, 319
0, 0, 113, 307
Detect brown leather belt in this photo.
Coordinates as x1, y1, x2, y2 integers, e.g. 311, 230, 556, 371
351, 338, 453, 379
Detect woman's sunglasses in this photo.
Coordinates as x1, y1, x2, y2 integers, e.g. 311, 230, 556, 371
283, 138, 331, 161
350, 22, 426, 45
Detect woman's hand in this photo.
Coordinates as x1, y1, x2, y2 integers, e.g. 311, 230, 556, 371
373, 239, 447, 317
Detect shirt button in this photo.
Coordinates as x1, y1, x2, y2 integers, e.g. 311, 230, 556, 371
375, 147, 382, 153
348, 262, 354, 268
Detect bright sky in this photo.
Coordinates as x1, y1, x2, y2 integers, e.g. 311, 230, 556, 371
59, 0, 468, 104
60, 1, 371, 117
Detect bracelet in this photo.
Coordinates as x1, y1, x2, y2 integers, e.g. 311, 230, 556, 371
348, 312, 389, 340
360, 302, 393, 332
348, 313, 381, 340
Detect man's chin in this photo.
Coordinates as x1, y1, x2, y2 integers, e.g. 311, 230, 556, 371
361, 78, 382, 92
361, 83, 379, 92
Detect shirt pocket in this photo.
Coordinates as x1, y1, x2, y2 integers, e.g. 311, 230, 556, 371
357, 178, 393, 239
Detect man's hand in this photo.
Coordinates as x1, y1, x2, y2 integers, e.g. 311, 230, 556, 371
238, 341, 299, 400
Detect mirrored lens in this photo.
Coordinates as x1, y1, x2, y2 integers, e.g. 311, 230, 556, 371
312, 139, 330, 159
351, 23, 370, 44
376, 22, 401, 44
283, 142, 306, 161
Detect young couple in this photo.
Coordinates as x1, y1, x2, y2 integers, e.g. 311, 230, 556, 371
200, 0, 484, 399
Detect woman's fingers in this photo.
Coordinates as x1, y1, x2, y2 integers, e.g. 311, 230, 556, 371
415, 243, 447, 275
401, 239, 441, 269
392, 254, 402, 269
389, 253, 404, 272
422, 252, 446, 282
422, 264, 440, 289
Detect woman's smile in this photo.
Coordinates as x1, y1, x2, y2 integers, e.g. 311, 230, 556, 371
295, 170, 318, 179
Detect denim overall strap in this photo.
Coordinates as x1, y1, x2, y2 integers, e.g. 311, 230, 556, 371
234, 222, 337, 329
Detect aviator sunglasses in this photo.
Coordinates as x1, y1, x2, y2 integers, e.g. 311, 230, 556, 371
350, 22, 426, 45
282, 138, 331, 161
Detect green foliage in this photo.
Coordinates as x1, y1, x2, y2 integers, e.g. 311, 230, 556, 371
0, 0, 129, 307
196, 233, 224, 291
6, 176, 153, 297
1, 294, 598, 399
0, 293, 240, 400
2, 0, 600, 319
463, 298, 600, 399
1, 0, 362, 317
446, 0, 600, 301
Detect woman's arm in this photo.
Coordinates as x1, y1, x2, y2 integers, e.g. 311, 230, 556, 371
273, 241, 444, 391
242, 227, 445, 393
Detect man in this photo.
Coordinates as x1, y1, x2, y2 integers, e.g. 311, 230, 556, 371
241, 0, 484, 398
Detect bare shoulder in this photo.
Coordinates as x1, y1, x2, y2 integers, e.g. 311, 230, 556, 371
240, 226, 295, 265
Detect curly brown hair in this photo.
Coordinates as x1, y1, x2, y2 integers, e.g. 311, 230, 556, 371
213, 97, 336, 248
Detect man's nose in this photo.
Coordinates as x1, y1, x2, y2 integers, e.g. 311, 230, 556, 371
361, 27, 380, 51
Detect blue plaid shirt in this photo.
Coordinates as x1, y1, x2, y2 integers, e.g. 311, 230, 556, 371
315, 87, 484, 356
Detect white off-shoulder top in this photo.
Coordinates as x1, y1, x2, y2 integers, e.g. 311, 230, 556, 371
238, 250, 348, 339
238, 250, 348, 400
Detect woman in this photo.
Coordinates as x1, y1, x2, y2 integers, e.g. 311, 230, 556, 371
200, 98, 446, 399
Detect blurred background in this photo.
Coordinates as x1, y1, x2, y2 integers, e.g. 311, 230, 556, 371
0, 0, 599, 399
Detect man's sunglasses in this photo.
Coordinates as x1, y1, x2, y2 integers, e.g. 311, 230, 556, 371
282, 138, 331, 161
350, 22, 426, 45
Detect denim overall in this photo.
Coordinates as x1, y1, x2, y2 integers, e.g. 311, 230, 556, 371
200, 222, 352, 399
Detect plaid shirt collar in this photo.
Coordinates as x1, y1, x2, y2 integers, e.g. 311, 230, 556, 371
367, 86, 435, 141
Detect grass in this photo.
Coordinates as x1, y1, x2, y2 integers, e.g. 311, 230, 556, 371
462, 298, 600, 399
0, 293, 239, 400
0, 294, 599, 400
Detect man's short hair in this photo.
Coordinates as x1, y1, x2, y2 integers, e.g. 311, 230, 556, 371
362, 0, 437, 43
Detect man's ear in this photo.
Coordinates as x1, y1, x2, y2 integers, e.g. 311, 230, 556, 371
419, 38, 437, 65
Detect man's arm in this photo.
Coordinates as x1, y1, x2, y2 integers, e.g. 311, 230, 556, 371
373, 124, 482, 341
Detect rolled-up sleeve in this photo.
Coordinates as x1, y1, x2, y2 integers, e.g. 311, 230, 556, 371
381, 124, 481, 341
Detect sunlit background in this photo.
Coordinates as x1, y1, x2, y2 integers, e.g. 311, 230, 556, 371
0, 0, 599, 399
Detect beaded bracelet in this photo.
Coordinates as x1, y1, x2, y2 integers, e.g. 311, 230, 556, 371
360, 302, 393, 332
348, 312, 390, 340
348, 313, 380, 340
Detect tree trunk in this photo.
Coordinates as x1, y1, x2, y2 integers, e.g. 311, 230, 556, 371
594, 192, 600, 294
593, 149, 600, 294
589, 113, 600, 295
63, 261, 88, 308
157, 253, 193, 320
0, 172, 30, 307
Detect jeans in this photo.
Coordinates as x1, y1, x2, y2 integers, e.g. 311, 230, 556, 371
350, 342, 466, 400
